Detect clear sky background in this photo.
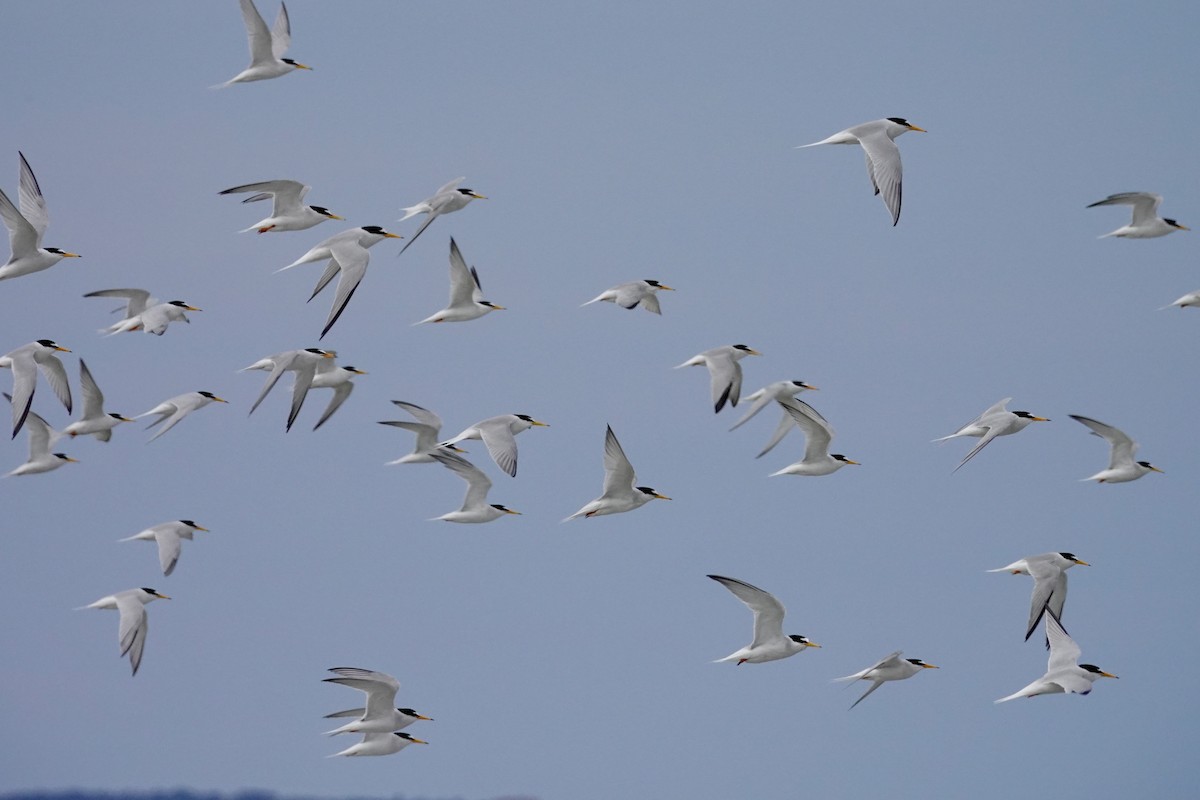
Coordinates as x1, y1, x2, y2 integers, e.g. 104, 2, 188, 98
2, 1, 1197, 798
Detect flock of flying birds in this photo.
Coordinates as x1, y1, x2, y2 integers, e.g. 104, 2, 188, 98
2, 0, 1189, 763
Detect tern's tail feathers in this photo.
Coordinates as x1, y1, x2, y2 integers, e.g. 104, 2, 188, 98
398, 204, 429, 222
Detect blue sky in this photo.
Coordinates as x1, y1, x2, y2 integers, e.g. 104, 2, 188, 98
2, 2, 1197, 798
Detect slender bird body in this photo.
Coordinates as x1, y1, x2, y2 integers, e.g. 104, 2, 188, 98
219, 179, 341, 232
1087, 192, 1188, 238
397, 177, 486, 255
241, 348, 336, 431
119, 520, 208, 576
0, 152, 80, 282
995, 614, 1116, 703
729, 379, 819, 457
675, 344, 760, 413
322, 667, 432, 736
708, 574, 819, 664
78, 588, 170, 676
439, 414, 548, 477
1069, 414, 1163, 483
834, 651, 938, 709
429, 451, 520, 523
308, 359, 365, 430
137, 391, 228, 442
3, 401, 76, 476
217, 0, 311, 87
582, 280, 673, 314
768, 399, 858, 476
799, 118, 926, 225
0, 339, 72, 439
934, 397, 1049, 472
61, 360, 133, 441
278, 226, 403, 338
563, 426, 669, 521
416, 238, 504, 323
380, 401, 460, 465
988, 552, 1089, 643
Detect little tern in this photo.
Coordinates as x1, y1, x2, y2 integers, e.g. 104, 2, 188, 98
78, 588, 170, 676
988, 552, 1089, 645
768, 399, 859, 476
137, 391, 228, 442
1087, 192, 1188, 238
0, 339, 72, 439
1069, 414, 1163, 483
439, 414, 549, 477
241, 348, 336, 431
0, 152, 79, 282
563, 425, 670, 521
119, 520, 209, 577
61, 359, 134, 441
707, 574, 819, 665
799, 118, 926, 225
379, 401, 461, 465
834, 651, 938, 709
322, 667, 432, 736
216, 0, 311, 87
219, 179, 341, 232
675, 344, 761, 413
3, 401, 77, 477
995, 614, 1116, 703
415, 238, 504, 323
429, 451, 521, 523
933, 397, 1049, 472
397, 177, 486, 255
582, 280, 674, 314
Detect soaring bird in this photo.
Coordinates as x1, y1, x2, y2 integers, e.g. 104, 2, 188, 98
219, 179, 341, 232
995, 614, 1117, 703
707, 574, 819, 664
428, 451, 521, 523
61, 359, 134, 441
397, 177, 486, 255
563, 426, 670, 521
834, 651, 938, 709
582, 280, 674, 314
1069, 414, 1163, 483
278, 226, 403, 338
241, 348, 336, 431
415, 238, 505, 323
3, 400, 77, 477
728, 379, 819, 457
768, 400, 859, 476
309, 359, 366, 431
0, 339, 72, 438
798, 118, 926, 225
0, 152, 79, 282
438, 414, 549, 477
119, 520, 209, 577
933, 397, 1049, 472
322, 667, 433, 736
216, 0, 311, 87
988, 552, 1089, 644
99, 297, 201, 336
675, 344, 761, 413
380, 401, 461, 465
1087, 192, 1188, 238
328, 731, 427, 758
77, 588, 170, 676
136, 391, 228, 442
